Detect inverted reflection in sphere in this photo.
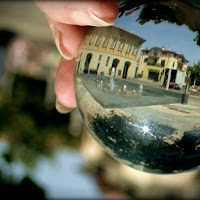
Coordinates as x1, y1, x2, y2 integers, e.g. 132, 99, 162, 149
74, 0, 200, 174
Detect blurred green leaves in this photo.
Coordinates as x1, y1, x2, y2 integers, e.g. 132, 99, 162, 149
0, 75, 81, 168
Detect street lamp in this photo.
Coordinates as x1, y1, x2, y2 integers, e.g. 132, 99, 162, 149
181, 71, 191, 104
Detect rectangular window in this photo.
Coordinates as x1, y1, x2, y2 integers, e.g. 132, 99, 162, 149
97, 63, 100, 71
98, 55, 102, 61
106, 56, 110, 66
132, 45, 138, 56
89, 34, 96, 45
110, 38, 118, 49
161, 60, 165, 67
102, 36, 110, 47
172, 62, 175, 68
95, 36, 102, 46
118, 39, 125, 51
154, 49, 158, 56
144, 58, 148, 63
126, 42, 132, 53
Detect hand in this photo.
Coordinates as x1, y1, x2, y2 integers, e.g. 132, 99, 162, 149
35, 0, 119, 113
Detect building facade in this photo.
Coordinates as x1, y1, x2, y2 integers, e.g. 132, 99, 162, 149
76, 26, 145, 79
137, 47, 188, 86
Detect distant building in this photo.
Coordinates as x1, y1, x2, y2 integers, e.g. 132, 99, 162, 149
76, 26, 145, 79
137, 47, 188, 87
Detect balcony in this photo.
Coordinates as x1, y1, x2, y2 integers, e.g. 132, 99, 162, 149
146, 62, 165, 67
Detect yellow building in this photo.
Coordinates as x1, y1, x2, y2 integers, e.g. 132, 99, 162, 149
76, 26, 145, 79
137, 47, 188, 85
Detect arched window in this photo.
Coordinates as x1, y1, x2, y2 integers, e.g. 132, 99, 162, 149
126, 42, 132, 54
118, 39, 125, 51
122, 61, 131, 79
89, 34, 96, 45
102, 36, 110, 47
110, 38, 118, 49
109, 58, 120, 75
84, 35, 90, 44
106, 57, 110, 66
95, 36, 102, 46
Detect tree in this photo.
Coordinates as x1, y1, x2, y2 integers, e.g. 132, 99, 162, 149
188, 61, 200, 85
118, 0, 200, 45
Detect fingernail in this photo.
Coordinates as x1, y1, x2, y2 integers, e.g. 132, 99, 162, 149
55, 99, 73, 114
88, 11, 114, 26
50, 24, 74, 60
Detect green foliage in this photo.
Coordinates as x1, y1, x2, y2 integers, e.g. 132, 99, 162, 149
136, 4, 182, 25
118, 0, 200, 46
0, 75, 81, 168
188, 61, 200, 85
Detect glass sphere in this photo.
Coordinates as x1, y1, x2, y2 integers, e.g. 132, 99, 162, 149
74, 0, 200, 174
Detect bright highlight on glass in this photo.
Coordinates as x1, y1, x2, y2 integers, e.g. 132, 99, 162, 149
74, 0, 200, 174
142, 126, 150, 134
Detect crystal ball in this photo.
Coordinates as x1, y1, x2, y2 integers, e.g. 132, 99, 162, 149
74, 0, 200, 174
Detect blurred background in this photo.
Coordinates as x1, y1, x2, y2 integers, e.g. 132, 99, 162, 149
0, 1, 200, 199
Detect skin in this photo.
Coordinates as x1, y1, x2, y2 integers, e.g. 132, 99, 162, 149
35, 0, 119, 112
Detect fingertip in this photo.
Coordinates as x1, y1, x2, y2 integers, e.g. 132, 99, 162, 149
36, 0, 119, 26
55, 99, 74, 114
46, 16, 90, 61
55, 58, 77, 109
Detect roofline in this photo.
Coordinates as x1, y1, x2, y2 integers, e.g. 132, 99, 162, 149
113, 25, 146, 43
142, 47, 189, 62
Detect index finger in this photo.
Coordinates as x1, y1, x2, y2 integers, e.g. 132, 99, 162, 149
35, 0, 119, 26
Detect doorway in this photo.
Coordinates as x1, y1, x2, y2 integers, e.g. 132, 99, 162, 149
84, 53, 92, 73
122, 61, 131, 79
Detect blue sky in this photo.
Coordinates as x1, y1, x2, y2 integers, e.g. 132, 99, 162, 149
0, 141, 102, 199
114, 10, 200, 66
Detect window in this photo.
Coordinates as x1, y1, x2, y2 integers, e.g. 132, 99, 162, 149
77, 52, 83, 60
118, 39, 125, 51
110, 38, 118, 49
132, 45, 138, 56
84, 35, 90, 44
98, 55, 102, 61
95, 36, 102, 46
172, 62, 175, 68
84, 53, 92, 73
144, 58, 148, 63
102, 36, 110, 47
126, 42, 132, 53
97, 63, 100, 71
106, 57, 110, 66
161, 60, 165, 67
154, 49, 158, 56
89, 34, 96, 45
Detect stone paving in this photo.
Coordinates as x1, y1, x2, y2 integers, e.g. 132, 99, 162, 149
80, 74, 183, 108
78, 74, 199, 132
75, 74, 200, 174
